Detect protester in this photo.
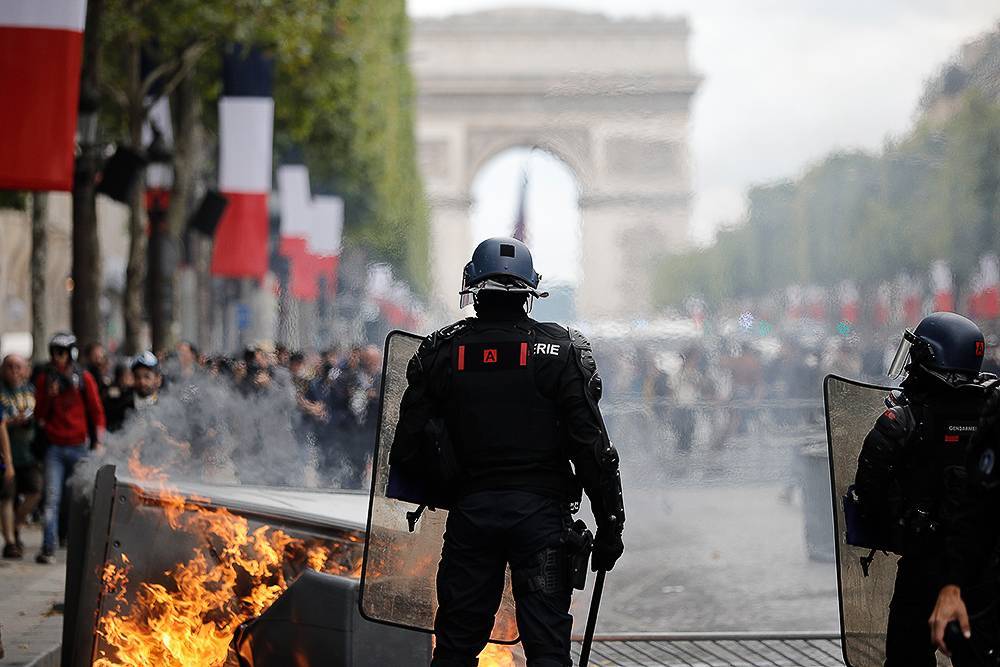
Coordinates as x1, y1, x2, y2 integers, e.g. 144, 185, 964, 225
0, 355, 41, 559
33, 333, 106, 564
1, 413, 16, 558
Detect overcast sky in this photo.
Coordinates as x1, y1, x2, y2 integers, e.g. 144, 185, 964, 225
409, 0, 999, 281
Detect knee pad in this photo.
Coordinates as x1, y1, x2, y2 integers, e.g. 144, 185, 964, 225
512, 547, 568, 597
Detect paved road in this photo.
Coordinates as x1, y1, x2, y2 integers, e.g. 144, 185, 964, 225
0, 524, 65, 666
572, 483, 840, 634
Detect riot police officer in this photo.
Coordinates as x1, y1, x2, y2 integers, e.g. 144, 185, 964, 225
390, 237, 625, 667
853, 312, 994, 666
929, 384, 1000, 663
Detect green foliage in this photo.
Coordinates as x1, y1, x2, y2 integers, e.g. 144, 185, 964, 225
655, 91, 1000, 306
96, 0, 429, 290
273, 0, 429, 290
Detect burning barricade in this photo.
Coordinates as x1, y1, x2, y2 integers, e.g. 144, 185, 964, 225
62, 461, 431, 667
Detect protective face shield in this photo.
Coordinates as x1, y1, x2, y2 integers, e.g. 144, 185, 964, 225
824, 374, 899, 667
359, 330, 519, 643
886, 329, 917, 379
458, 274, 548, 310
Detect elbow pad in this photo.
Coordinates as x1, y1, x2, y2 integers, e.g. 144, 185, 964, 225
597, 440, 625, 532
569, 328, 625, 531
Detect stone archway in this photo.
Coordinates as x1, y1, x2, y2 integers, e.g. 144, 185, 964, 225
411, 8, 700, 318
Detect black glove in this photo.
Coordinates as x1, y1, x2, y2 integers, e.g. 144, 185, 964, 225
591, 527, 624, 572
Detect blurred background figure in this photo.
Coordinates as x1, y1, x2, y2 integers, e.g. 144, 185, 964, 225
33, 333, 106, 564
0, 354, 41, 559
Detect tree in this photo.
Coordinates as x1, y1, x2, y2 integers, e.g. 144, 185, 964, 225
31, 193, 48, 364
98, 0, 326, 352
653, 90, 1000, 311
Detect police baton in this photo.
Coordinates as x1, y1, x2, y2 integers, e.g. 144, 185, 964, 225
578, 569, 606, 667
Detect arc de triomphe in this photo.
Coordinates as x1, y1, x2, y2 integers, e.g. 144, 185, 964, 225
411, 8, 700, 318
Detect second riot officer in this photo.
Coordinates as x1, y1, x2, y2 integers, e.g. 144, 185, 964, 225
389, 237, 626, 667
852, 312, 995, 666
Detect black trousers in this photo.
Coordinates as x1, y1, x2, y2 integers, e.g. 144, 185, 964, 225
884, 556, 940, 667
431, 490, 572, 667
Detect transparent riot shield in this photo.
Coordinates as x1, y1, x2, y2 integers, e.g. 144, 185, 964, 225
359, 330, 519, 643
824, 374, 902, 667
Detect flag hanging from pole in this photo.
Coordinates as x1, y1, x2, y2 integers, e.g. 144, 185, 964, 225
211, 46, 274, 279
930, 260, 955, 313
310, 195, 344, 297
0, 0, 88, 191
277, 165, 319, 301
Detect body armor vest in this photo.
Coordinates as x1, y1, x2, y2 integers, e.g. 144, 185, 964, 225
443, 319, 575, 498
899, 384, 992, 523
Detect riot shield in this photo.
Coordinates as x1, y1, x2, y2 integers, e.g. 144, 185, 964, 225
824, 374, 902, 667
359, 330, 519, 643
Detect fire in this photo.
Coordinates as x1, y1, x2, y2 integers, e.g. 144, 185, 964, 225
478, 643, 518, 667
94, 456, 363, 667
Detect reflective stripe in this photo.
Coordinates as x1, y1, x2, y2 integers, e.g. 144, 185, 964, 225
520, 342, 528, 366
457, 345, 465, 371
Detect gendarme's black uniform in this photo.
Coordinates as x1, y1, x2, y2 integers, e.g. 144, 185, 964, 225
939, 387, 1000, 665
855, 375, 994, 667
391, 307, 625, 667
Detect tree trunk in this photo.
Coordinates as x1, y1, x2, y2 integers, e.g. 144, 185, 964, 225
70, 0, 105, 347
30, 193, 48, 364
122, 34, 146, 355
151, 72, 202, 351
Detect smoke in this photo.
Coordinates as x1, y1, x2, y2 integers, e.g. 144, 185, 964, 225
71, 372, 360, 497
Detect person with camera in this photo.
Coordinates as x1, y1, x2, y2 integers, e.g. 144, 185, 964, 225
33, 333, 106, 564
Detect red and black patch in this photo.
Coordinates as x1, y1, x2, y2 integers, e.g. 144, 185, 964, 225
976, 340, 986, 357
455, 341, 530, 372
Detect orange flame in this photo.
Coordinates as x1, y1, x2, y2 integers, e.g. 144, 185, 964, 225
94, 459, 363, 667
478, 643, 518, 667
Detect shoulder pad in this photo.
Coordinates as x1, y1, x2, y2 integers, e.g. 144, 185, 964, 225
411, 320, 469, 372
874, 404, 915, 441
420, 320, 470, 352
435, 319, 470, 342
567, 327, 591, 350
567, 328, 596, 369
532, 321, 572, 341
566, 327, 603, 399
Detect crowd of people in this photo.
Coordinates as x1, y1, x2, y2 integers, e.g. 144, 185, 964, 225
0, 333, 384, 564
591, 325, 1000, 465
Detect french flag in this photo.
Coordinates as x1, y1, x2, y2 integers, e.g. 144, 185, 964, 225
278, 165, 320, 301
930, 260, 955, 313
309, 194, 344, 297
0, 0, 87, 191
968, 255, 1000, 320
211, 46, 274, 279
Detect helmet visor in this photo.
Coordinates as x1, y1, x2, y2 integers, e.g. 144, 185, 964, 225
887, 329, 916, 378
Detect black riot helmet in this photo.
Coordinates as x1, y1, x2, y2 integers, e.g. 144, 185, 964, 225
887, 311, 986, 385
459, 237, 548, 309
49, 332, 79, 362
